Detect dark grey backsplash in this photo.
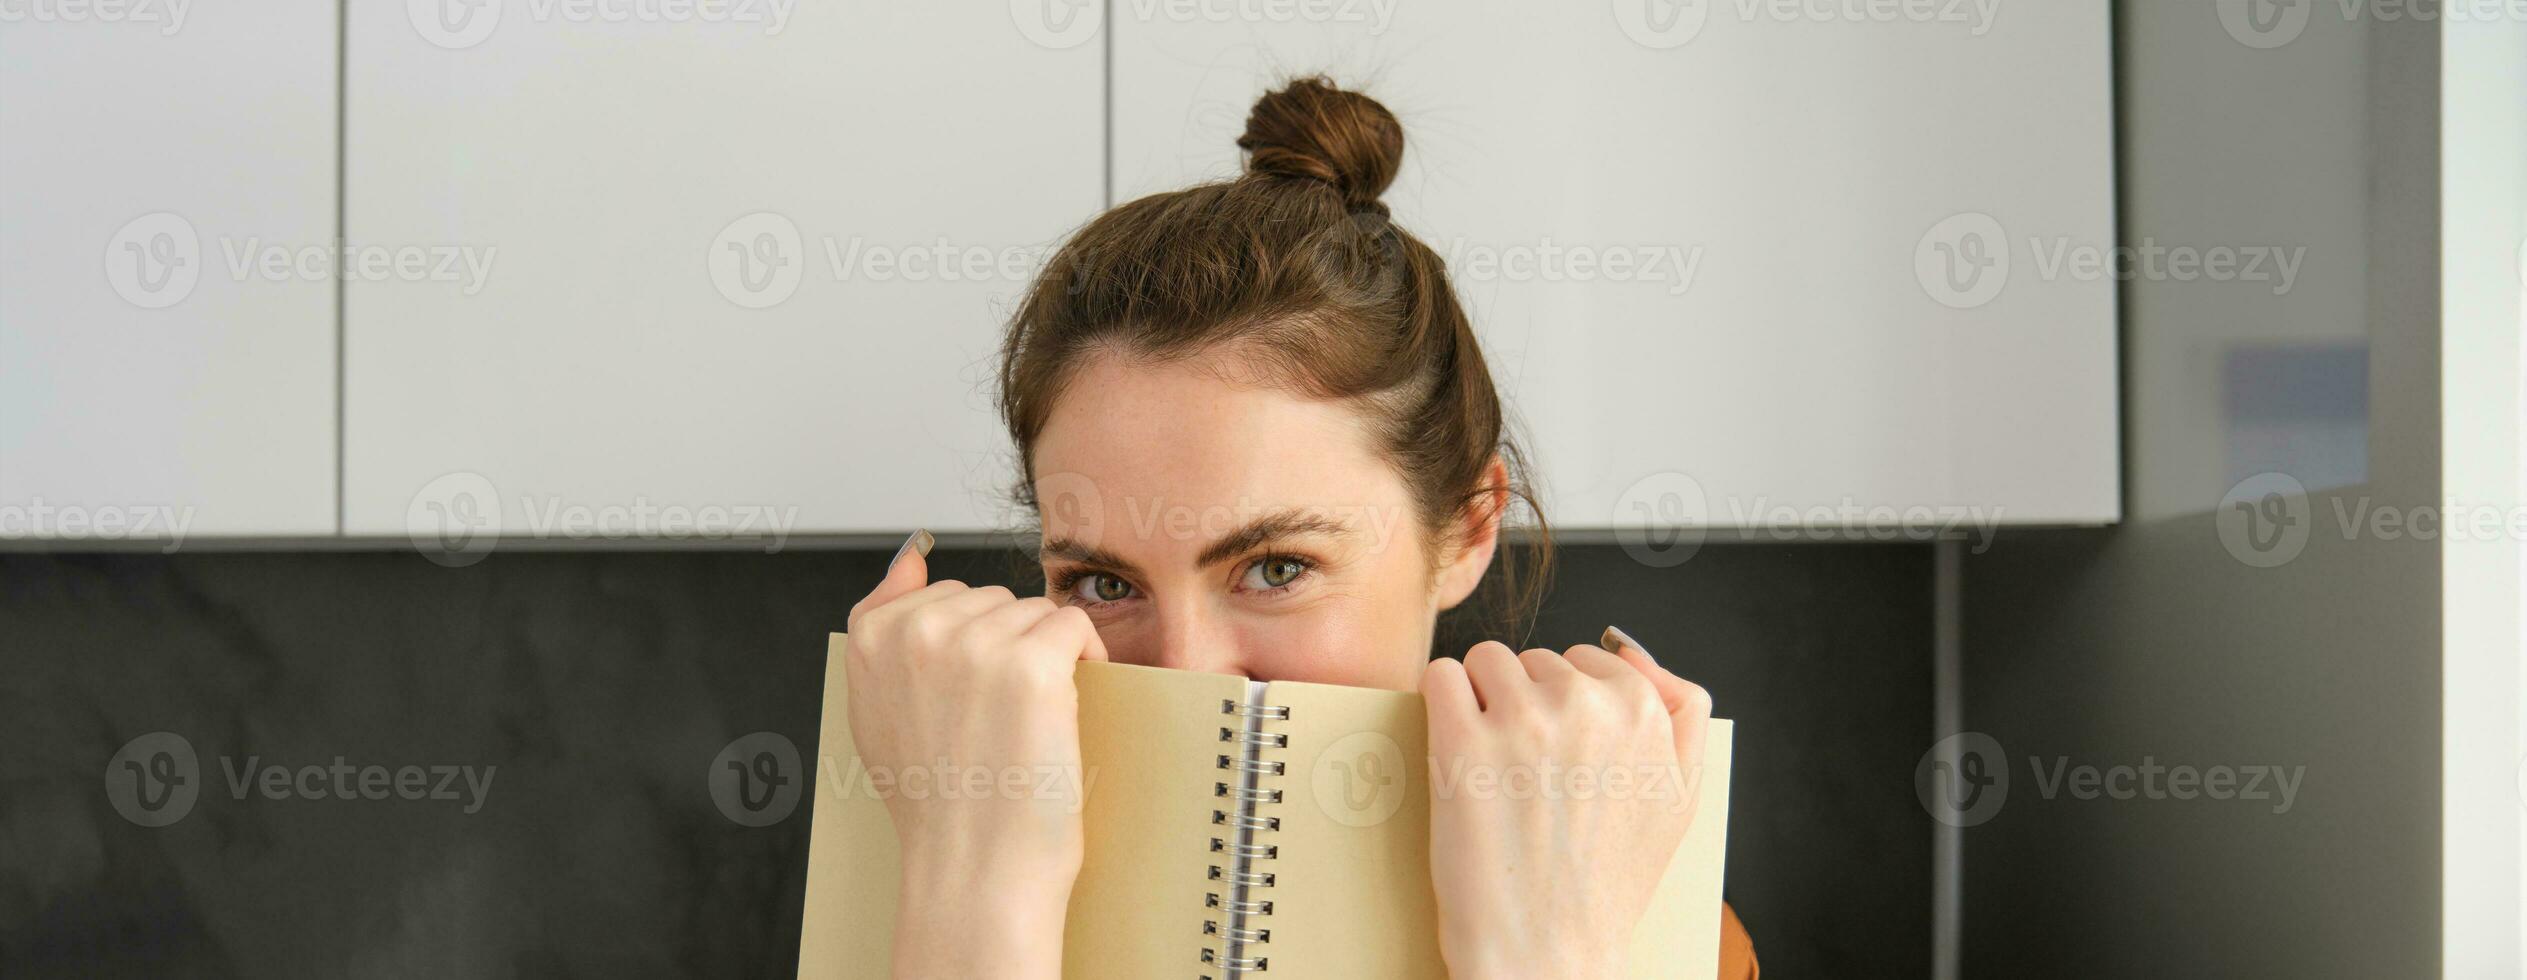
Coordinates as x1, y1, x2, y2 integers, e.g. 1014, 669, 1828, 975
1, 543, 1929, 978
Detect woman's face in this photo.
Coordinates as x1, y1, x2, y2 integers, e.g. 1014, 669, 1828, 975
1029, 347, 1499, 691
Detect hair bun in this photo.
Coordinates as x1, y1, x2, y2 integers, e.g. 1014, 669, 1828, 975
1236, 76, 1403, 213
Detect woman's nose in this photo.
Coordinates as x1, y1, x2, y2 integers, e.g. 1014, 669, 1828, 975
1147, 610, 1244, 676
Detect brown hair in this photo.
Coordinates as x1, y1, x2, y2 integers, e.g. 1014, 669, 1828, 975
995, 76, 1553, 648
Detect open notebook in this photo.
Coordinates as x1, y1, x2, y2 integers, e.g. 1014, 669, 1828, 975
798, 632, 1733, 978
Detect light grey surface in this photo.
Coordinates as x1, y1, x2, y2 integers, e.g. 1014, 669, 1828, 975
2437, 6, 2527, 966
1111, 2, 2121, 527
7, 4, 2121, 543
0, 2, 340, 536
1956, 4, 2442, 977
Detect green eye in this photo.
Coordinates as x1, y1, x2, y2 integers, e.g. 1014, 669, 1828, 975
1245, 556, 1309, 591
1062, 571, 1134, 604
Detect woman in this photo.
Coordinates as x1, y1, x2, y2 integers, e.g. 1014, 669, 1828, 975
843, 77, 1757, 979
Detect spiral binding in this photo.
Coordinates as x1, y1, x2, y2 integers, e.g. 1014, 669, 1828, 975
1201, 694, 1290, 977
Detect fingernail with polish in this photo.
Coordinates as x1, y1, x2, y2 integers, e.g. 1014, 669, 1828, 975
1602, 624, 1645, 655
890, 528, 934, 568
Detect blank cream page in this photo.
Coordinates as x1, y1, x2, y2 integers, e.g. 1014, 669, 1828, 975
1247, 678, 1440, 977
796, 638, 1245, 978
1060, 661, 1254, 976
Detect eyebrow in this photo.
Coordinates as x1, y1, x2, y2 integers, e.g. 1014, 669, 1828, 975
1039, 509, 1355, 577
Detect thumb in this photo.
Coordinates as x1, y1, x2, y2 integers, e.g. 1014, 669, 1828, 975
848, 529, 934, 631
1602, 625, 1702, 716
1602, 625, 1713, 767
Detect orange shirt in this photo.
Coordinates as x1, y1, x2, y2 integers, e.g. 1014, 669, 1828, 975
1719, 902, 1759, 979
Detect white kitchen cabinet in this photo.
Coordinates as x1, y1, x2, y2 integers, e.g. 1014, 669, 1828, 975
0, 4, 340, 541
1111, 3, 2119, 529
342, 6, 1102, 539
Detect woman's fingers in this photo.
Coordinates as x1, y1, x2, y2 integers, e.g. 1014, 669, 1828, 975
848, 530, 936, 630
1518, 646, 1580, 683
861, 579, 969, 636
1600, 627, 1714, 767
920, 583, 1019, 633
1461, 640, 1528, 713
1675, 702, 1710, 771
1023, 603, 1110, 663
1420, 657, 1479, 730
1562, 643, 1631, 680
966, 594, 1064, 645
1602, 628, 1706, 715
1629, 647, 1713, 730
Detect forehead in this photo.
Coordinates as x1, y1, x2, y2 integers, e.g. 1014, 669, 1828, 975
1031, 348, 1405, 528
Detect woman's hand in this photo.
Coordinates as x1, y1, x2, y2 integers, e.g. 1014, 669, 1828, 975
1419, 627, 1713, 980
844, 531, 1109, 980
